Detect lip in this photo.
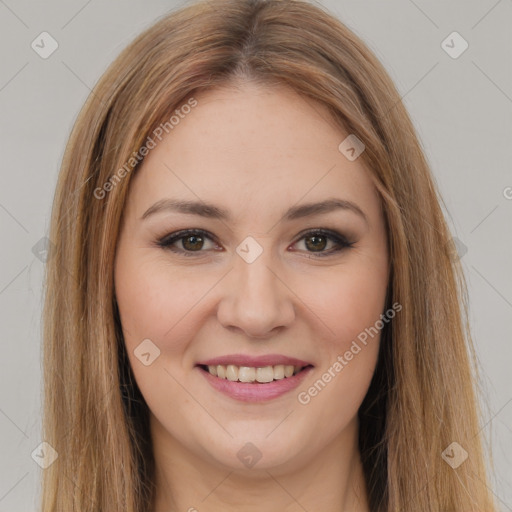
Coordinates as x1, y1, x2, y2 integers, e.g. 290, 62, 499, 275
196, 354, 313, 368
196, 362, 314, 403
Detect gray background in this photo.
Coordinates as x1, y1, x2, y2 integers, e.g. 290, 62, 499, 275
0, 0, 511, 510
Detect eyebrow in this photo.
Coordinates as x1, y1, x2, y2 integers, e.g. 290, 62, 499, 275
140, 197, 368, 225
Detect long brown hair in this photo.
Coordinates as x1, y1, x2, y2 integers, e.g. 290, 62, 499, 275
41, 0, 496, 510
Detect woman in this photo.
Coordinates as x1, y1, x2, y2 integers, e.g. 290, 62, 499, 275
41, 0, 496, 510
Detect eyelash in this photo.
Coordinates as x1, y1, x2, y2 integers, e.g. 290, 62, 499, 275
155, 228, 355, 258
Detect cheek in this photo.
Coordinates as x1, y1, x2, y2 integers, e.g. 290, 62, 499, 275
115, 253, 209, 354
293, 257, 388, 421
304, 259, 388, 348
114, 255, 205, 418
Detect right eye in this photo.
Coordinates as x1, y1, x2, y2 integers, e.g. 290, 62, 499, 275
156, 229, 221, 257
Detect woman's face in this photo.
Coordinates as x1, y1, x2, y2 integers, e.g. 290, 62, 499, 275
114, 82, 389, 473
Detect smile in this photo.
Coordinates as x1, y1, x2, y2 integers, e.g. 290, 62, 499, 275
199, 363, 310, 383
195, 357, 314, 402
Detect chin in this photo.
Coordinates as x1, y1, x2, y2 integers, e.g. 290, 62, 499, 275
201, 431, 308, 473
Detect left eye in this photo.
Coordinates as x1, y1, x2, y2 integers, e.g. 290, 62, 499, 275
156, 228, 354, 257
293, 229, 354, 256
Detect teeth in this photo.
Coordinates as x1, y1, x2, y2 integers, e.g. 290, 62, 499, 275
238, 366, 256, 382
273, 365, 285, 379
256, 366, 274, 383
206, 364, 305, 382
284, 365, 294, 378
226, 364, 238, 381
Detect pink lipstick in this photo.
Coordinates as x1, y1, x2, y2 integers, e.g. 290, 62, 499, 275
195, 353, 314, 402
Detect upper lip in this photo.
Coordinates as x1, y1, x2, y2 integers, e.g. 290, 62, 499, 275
196, 354, 314, 368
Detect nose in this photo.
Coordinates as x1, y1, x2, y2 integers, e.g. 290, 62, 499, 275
216, 245, 296, 340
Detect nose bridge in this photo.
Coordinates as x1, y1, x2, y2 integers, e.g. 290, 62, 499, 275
217, 237, 295, 337
238, 246, 278, 299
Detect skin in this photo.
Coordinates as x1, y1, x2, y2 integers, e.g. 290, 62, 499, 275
114, 81, 389, 512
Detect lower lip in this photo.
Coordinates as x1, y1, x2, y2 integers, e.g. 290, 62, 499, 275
197, 366, 314, 402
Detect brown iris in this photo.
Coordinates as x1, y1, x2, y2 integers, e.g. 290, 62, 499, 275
304, 234, 327, 252
182, 234, 204, 251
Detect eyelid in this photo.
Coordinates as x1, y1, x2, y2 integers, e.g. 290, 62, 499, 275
292, 227, 351, 244
157, 228, 217, 244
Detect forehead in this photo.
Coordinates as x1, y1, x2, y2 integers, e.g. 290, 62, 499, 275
125, 82, 382, 227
